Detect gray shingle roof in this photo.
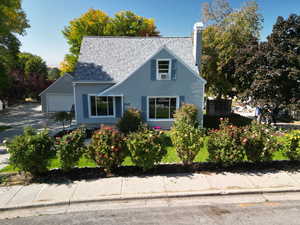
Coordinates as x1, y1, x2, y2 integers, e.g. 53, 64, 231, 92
74, 36, 197, 82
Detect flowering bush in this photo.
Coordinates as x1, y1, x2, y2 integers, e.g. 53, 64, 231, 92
281, 130, 300, 160
173, 104, 198, 127
207, 119, 245, 166
87, 126, 127, 172
55, 128, 86, 171
241, 122, 278, 162
171, 122, 205, 165
7, 127, 55, 176
126, 127, 166, 171
171, 103, 205, 165
116, 108, 143, 134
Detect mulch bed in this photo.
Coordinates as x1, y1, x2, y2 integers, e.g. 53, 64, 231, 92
54, 127, 98, 139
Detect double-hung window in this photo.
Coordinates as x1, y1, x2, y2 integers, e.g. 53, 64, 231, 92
89, 96, 114, 117
148, 97, 178, 120
156, 59, 171, 80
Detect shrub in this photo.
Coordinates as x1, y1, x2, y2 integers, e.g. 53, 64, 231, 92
126, 127, 166, 171
171, 103, 205, 165
117, 108, 143, 134
55, 128, 86, 171
281, 130, 300, 160
52, 111, 73, 130
173, 104, 198, 127
87, 126, 127, 172
207, 119, 245, 166
241, 122, 278, 162
170, 122, 205, 165
6, 127, 55, 176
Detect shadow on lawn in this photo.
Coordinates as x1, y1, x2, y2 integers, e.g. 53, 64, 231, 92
27, 160, 300, 185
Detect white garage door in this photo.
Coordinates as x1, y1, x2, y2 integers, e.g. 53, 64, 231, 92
47, 94, 74, 112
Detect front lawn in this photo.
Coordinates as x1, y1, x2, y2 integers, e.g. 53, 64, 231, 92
0, 136, 288, 174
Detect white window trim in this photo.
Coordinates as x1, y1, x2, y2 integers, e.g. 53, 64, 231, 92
156, 59, 172, 80
147, 96, 179, 121
87, 94, 116, 118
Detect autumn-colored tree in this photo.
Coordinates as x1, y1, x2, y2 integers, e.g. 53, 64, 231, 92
109, 11, 159, 36
0, 0, 29, 35
0, 0, 29, 105
61, 9, 160, 73
59, 54, 78, 75
8, 53, 50, 100
201, 0, 263, 98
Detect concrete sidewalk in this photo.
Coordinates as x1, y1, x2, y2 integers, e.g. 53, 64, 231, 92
1, 170, 300, 212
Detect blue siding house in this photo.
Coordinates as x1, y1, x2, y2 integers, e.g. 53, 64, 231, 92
73, 22, 206, 129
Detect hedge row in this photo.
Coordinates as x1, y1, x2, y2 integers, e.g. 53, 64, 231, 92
6, 106, 300, 176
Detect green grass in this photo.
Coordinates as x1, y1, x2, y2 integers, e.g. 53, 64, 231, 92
0, 164, 18, 173
0, 136, 290, 173
272, 149, 288, 160
0, 126, 11, 132
48, 156, 97, 169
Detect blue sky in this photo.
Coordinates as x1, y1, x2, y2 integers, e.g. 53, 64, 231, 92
19, 0, 300, 67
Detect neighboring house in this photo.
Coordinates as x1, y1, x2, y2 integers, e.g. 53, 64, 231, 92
39, 73, 74, 112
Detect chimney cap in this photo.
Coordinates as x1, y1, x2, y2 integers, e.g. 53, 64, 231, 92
194, 22, 204, 31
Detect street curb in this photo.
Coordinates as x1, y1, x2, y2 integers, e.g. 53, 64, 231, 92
1, 187, 300, 212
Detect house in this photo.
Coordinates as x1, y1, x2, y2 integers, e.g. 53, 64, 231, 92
73, 22, 206, 129
40, 22, 206, 129
39, 73, 74, 112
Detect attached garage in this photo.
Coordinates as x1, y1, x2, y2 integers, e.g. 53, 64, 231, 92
46, 93, 73, 112
39, 74, 74, 112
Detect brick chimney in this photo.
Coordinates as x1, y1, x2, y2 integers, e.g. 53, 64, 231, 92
193, 22, 204, 67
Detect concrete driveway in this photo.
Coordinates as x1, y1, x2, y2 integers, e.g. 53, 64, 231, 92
0, 103, 66, 143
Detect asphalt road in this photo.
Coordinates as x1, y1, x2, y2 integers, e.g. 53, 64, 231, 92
1, 200, 300, 225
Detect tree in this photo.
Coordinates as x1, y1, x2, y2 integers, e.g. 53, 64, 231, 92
0, 0, 29, 105
61, 9, 160, 73
0, 0, 29, 36
47, 67, 61, 81
243, 14, 300, 110
109, 11, 159, 36
201, 0, 233, 25
16, 52, 48, 79
24, 55, 48, 78
8, 53, 51, 100
201, 0, 263, 98
232, 37, 261, 94
59, 54, 78, 74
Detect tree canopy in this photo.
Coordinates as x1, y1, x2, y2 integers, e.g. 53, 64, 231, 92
47, 67, 61, 81
0, 0, 29, 104
201, 0, 263, 98
235, 14, 300, 110
0, 0, 29, 36
60, 9, 160, 73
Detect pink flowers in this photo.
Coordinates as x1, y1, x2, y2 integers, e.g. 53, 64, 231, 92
242, 138, 248, 144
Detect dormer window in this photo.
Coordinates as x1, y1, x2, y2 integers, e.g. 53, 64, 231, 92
157, 59, 171, 80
